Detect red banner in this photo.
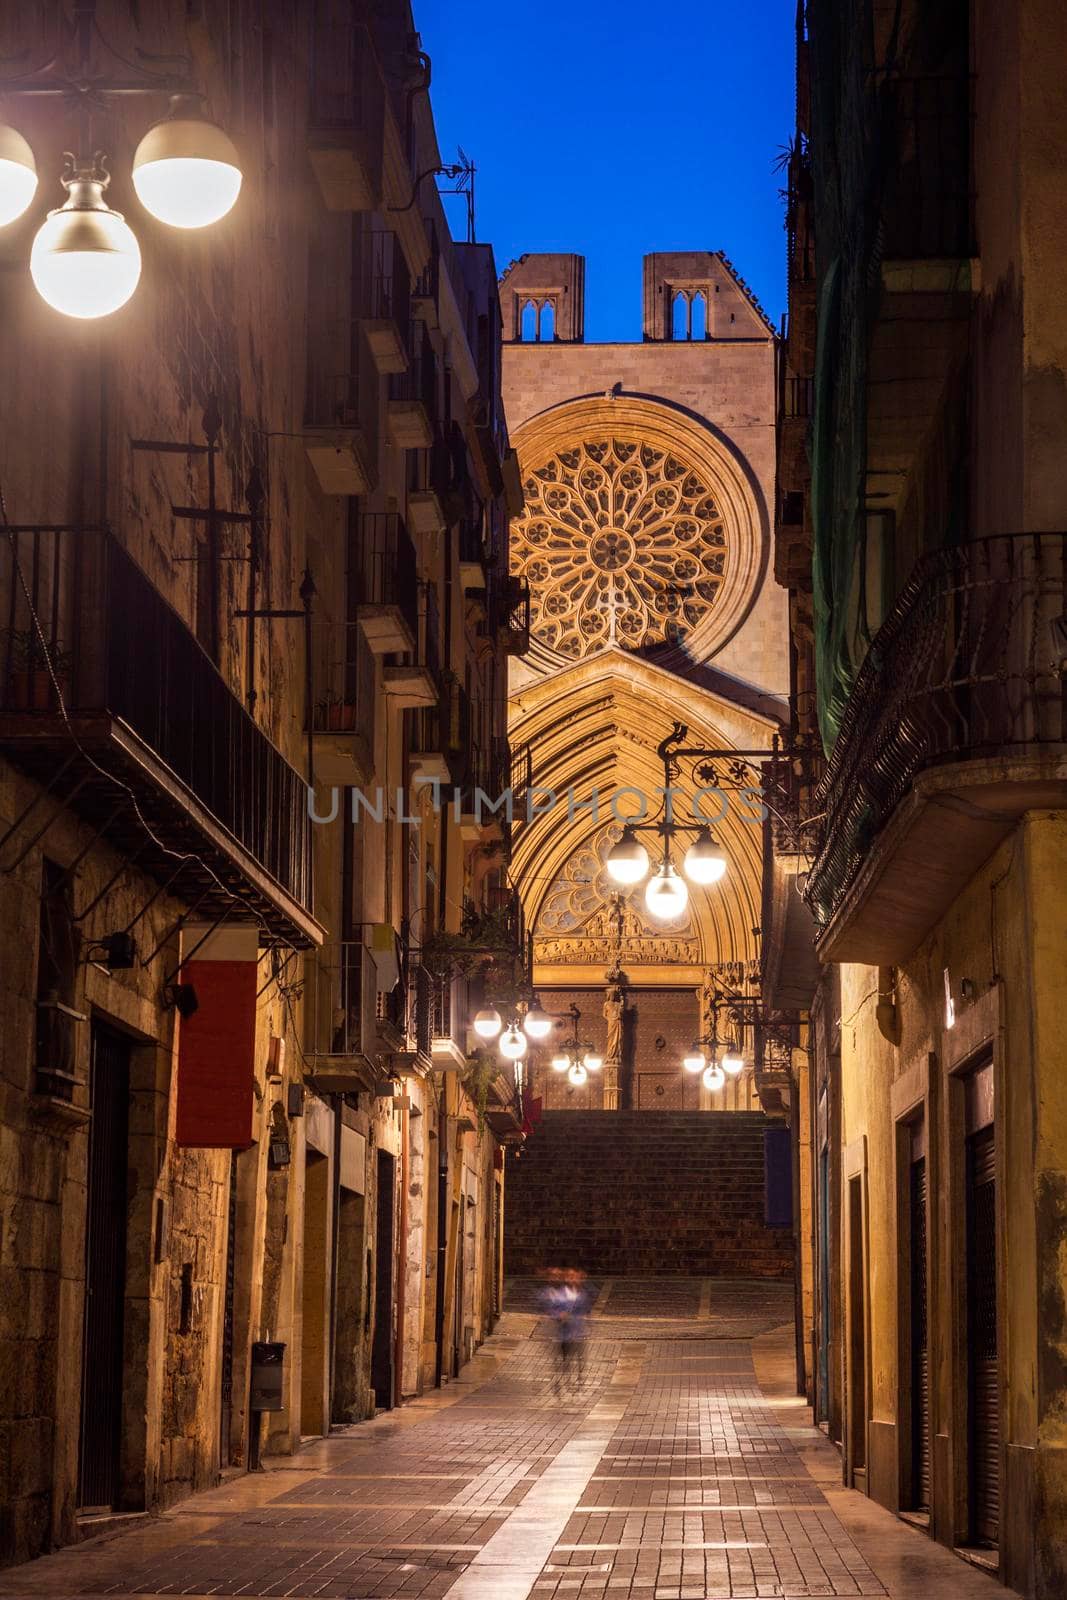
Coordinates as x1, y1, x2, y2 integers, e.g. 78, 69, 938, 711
175, 957, 257, 1147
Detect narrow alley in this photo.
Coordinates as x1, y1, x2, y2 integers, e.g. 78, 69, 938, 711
0, 1281, 1003, 1600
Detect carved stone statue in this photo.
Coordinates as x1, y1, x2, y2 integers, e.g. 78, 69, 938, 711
602, 984, 627, 1111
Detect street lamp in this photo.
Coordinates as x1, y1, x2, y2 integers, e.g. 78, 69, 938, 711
498, 1024, 528, 1062
0, 9, 243, 318
132, 108, 242, 228
643, 858, 689, 921
0, 125, 37, 225
30, 163, 141, 319
542, 1003, 602, 1079
473, 1006, 503, 1040
522, 1001, 553, 1040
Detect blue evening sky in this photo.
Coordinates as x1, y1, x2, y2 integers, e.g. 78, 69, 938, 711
414, 0, 795, 343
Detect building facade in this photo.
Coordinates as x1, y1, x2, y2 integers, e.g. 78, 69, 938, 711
767, 1, 1067, 1595
0, 0, 524, 1568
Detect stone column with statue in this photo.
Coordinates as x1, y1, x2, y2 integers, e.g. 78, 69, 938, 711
602, 975, 627, 1110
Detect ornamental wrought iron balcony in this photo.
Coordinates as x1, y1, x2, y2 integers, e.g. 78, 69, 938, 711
805, 533, 1067, 962
0, 527, 319, 945
308, 619, 375, 786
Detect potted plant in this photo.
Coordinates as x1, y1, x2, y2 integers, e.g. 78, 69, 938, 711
3, 629, 73, 711
315, 692, 357, 732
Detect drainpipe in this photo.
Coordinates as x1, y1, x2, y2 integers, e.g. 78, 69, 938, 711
433, 1082, 449, 1387
393, 1096, 409, 1406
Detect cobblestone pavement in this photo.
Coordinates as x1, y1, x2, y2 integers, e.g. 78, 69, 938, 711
0, 1280, 1007, 1600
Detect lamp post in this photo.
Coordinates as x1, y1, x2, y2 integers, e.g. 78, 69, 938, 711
0, 3, 242, 318
680, 987, 798, 1096
605, 725, 783, 918
546, 1003, 603, 1087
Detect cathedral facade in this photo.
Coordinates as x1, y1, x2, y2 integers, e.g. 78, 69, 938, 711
501, 252, 788, 1113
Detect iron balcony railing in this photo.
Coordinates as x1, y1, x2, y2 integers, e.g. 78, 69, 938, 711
304, 319, 368, 430
369, 229, 411, 327
805, 533, 1067, 927
430, 971, 468, 1050
389, 321, 438, 423
306, 940, 408, 1060
0, 527, 312, 912
356, 511, 419, 642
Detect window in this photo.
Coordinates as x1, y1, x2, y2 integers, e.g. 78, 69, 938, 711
690, 291, 707, 340
520, 299, 538, 341
538, 300, 555, 342
671, 290, 689, 341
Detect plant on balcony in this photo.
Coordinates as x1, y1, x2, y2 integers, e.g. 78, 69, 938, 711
462, 1048, 497, 1135
419, 903, 522, 980
314, 692, 357, 732
2, 628, 73, 710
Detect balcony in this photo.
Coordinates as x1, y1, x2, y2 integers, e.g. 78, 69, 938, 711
384, 579, 440, 711
412, 229, 440, 328
459, 518, 491, 591
805, 534, 1067, 962
493, 575, 532, 656
431, 971, 468, 1068
304, 939, 407, 1092
362, 231, 411, 376
387, 324, 437, 450
356, 513, 418, 654
0, 528, 319, 946
306, 16, 386, 212
309, 620, 374, 786
303, 324, 375, 496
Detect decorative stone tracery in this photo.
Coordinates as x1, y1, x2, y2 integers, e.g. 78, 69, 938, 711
512, 437, 728, 659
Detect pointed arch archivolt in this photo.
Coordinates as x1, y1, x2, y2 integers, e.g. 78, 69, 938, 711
508, 651, 775, 987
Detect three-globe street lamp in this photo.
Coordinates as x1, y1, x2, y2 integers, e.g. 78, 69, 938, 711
547, 1004, 603, 1088
603, 724, 785, 919
472, 996, 553, 1067
0, 4, 242, 319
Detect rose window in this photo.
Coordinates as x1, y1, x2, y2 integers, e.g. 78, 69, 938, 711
512, 438, 728, 659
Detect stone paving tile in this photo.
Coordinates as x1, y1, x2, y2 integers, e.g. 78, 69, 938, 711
0, 1281, 1009, 1600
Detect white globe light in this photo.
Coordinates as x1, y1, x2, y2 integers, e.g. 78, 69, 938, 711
498, 1024, 528, 1061
132, 116, 242, 228
31, 174, 141, 319
702, 1063, 726, 1092
583, 1052, 603, 1072
683, 830, 728, 885
722, 1045, 745, 1076
523, 1005, 552, 1040
0, 125, 37, 226
605, 829, 650, 885
567, 1061, 588, 1086
473, 1006, 503, 1039
551, 1054, 570, 1073
644, 861, 688, 921
682, 1050, 706, 1074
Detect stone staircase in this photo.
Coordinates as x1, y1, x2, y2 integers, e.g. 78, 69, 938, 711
505, 1110, 793, 1277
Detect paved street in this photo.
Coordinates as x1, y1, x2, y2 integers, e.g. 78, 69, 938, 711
0, 1280, 1005, 1600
